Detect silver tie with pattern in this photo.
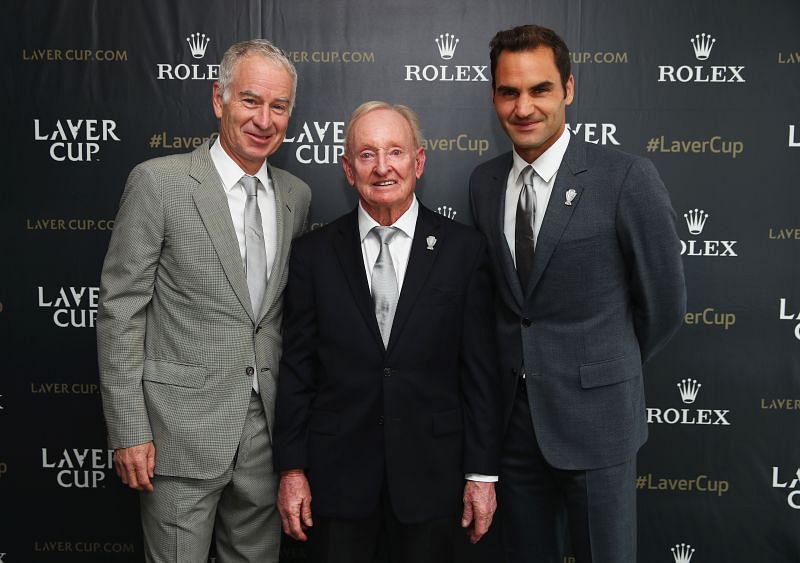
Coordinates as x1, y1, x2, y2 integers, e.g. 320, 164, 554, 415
241, 175, 267, 392
371, 226, 400, 347
241, 175, 268, 318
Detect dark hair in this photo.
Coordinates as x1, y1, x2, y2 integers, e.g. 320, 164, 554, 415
489, 25, 571, 93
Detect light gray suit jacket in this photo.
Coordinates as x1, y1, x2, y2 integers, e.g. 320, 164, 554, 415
97, 138, 311, 479
470, 135, 685, 470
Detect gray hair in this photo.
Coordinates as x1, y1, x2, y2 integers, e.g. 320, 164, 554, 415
218, 39, 298, 112
344, 101, 424, 157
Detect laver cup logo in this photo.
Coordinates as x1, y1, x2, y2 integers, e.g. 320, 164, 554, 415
658, 33, 745, 83
283, 120, 345, 165
37, 286, 99, 328
778, 298, 800, 340
41, 448, 113, 488
157, 32, 218, 80
771, 466, 800, 509
33, 119, 120, 162
404, 33, 489, 82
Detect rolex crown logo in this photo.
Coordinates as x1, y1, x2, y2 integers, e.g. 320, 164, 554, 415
690, 32, 716, 61
671, 543, 696, 563
435, 33, 460, 60
436, 205, 457, 220
186, 32, 211, 59
677, 378, 701, 404
684, 208, 709, 235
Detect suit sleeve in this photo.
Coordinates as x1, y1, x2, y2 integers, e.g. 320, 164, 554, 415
616, 157, 686, 364
459, 234, 501, 475
96, 164, 164, 449
273, 237, 318, 472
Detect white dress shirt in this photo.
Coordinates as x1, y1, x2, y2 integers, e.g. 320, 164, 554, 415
357, 196, 418, 291
503, 128, 571, 263
210, 138, 277, 281
357, 196, 497, 483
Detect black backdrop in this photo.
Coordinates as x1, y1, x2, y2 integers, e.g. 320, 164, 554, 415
2, 1, 799, 561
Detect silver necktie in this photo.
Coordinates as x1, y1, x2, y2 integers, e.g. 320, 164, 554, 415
371, 226, 400, 347
241, 175, 267, 318
515, 166, 536, 290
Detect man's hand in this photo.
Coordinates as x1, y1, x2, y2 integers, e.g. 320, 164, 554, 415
461, 480, 497, 544
113, 441, 156, 492
278, 469, 313, 541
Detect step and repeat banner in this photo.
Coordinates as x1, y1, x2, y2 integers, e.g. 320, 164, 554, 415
2, 0, 799, 561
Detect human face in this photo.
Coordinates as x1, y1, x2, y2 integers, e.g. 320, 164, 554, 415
342, 109, 426, 225
212, 54, 293, 175
492, 46, 574, 163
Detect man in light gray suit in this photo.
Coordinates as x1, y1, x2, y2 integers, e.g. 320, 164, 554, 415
469, 25, 686, 562
97, 39, 311, 562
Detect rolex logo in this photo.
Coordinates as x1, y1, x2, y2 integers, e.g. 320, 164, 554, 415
684, 208, 708, 235
436, 205, 457, 220
186, 32, 211, 59
690, 32, 716, 61
677, 378, 701, 404
671, 543, 695, 563
435, 33, 459, 60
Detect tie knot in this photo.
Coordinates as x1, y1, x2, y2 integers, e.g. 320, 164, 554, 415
241, 175, 259, 197
372, 226, 399, 245
522, 166, 535, 187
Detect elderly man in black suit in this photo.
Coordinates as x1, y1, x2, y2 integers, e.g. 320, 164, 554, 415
274, 101, 500, 563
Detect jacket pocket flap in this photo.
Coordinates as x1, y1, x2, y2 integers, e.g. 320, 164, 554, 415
142, 358, 207, 388
579, 354, 641, 389
433, 409, 463, 436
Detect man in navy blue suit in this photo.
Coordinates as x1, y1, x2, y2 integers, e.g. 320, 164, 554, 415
470, 25, 686, 562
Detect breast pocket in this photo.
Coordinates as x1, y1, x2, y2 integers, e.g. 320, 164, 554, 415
417, 286, 463, 307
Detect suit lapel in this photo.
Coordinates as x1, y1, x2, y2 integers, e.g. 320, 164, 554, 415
525, 137, 588, 297
190, 142, 255, 322
333, 211, 385, 350
487, 155, 525, 311
258, 164, 295, 322
387, 206, 440, 353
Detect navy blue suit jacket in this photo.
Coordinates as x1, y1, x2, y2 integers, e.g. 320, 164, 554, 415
470, 136, 685, 470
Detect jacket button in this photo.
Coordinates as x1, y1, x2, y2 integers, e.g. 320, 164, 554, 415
378, 416, 384, 425
522, 318, 532, 327
246, 366, 254, 376
383, 367, 391, 377
255, 326, 261, 333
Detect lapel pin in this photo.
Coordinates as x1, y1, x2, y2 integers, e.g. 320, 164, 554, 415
565, 189, 577, 206
426, 236, 437, 250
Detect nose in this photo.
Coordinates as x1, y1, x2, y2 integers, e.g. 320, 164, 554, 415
252, 105, 273, 130
514, 93, 535, 118
374, 151, 390, 175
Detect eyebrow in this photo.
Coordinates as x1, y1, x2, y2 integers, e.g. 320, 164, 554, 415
238, 90, 291, 105
238, 89, 262, 100
495, 80, 555, 93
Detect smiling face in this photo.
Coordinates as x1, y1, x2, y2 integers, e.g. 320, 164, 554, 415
212, 54, 293, 175
342, 108, 426, 225
492, 46, 574, 163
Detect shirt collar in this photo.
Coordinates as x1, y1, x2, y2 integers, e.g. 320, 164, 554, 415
510, 127, 571, 185
358, 195, 419, 242
209, 136, 270, 192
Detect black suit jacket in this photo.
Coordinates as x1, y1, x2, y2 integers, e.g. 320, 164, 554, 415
273, 203, 500, 523
470, 136, 686, 470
